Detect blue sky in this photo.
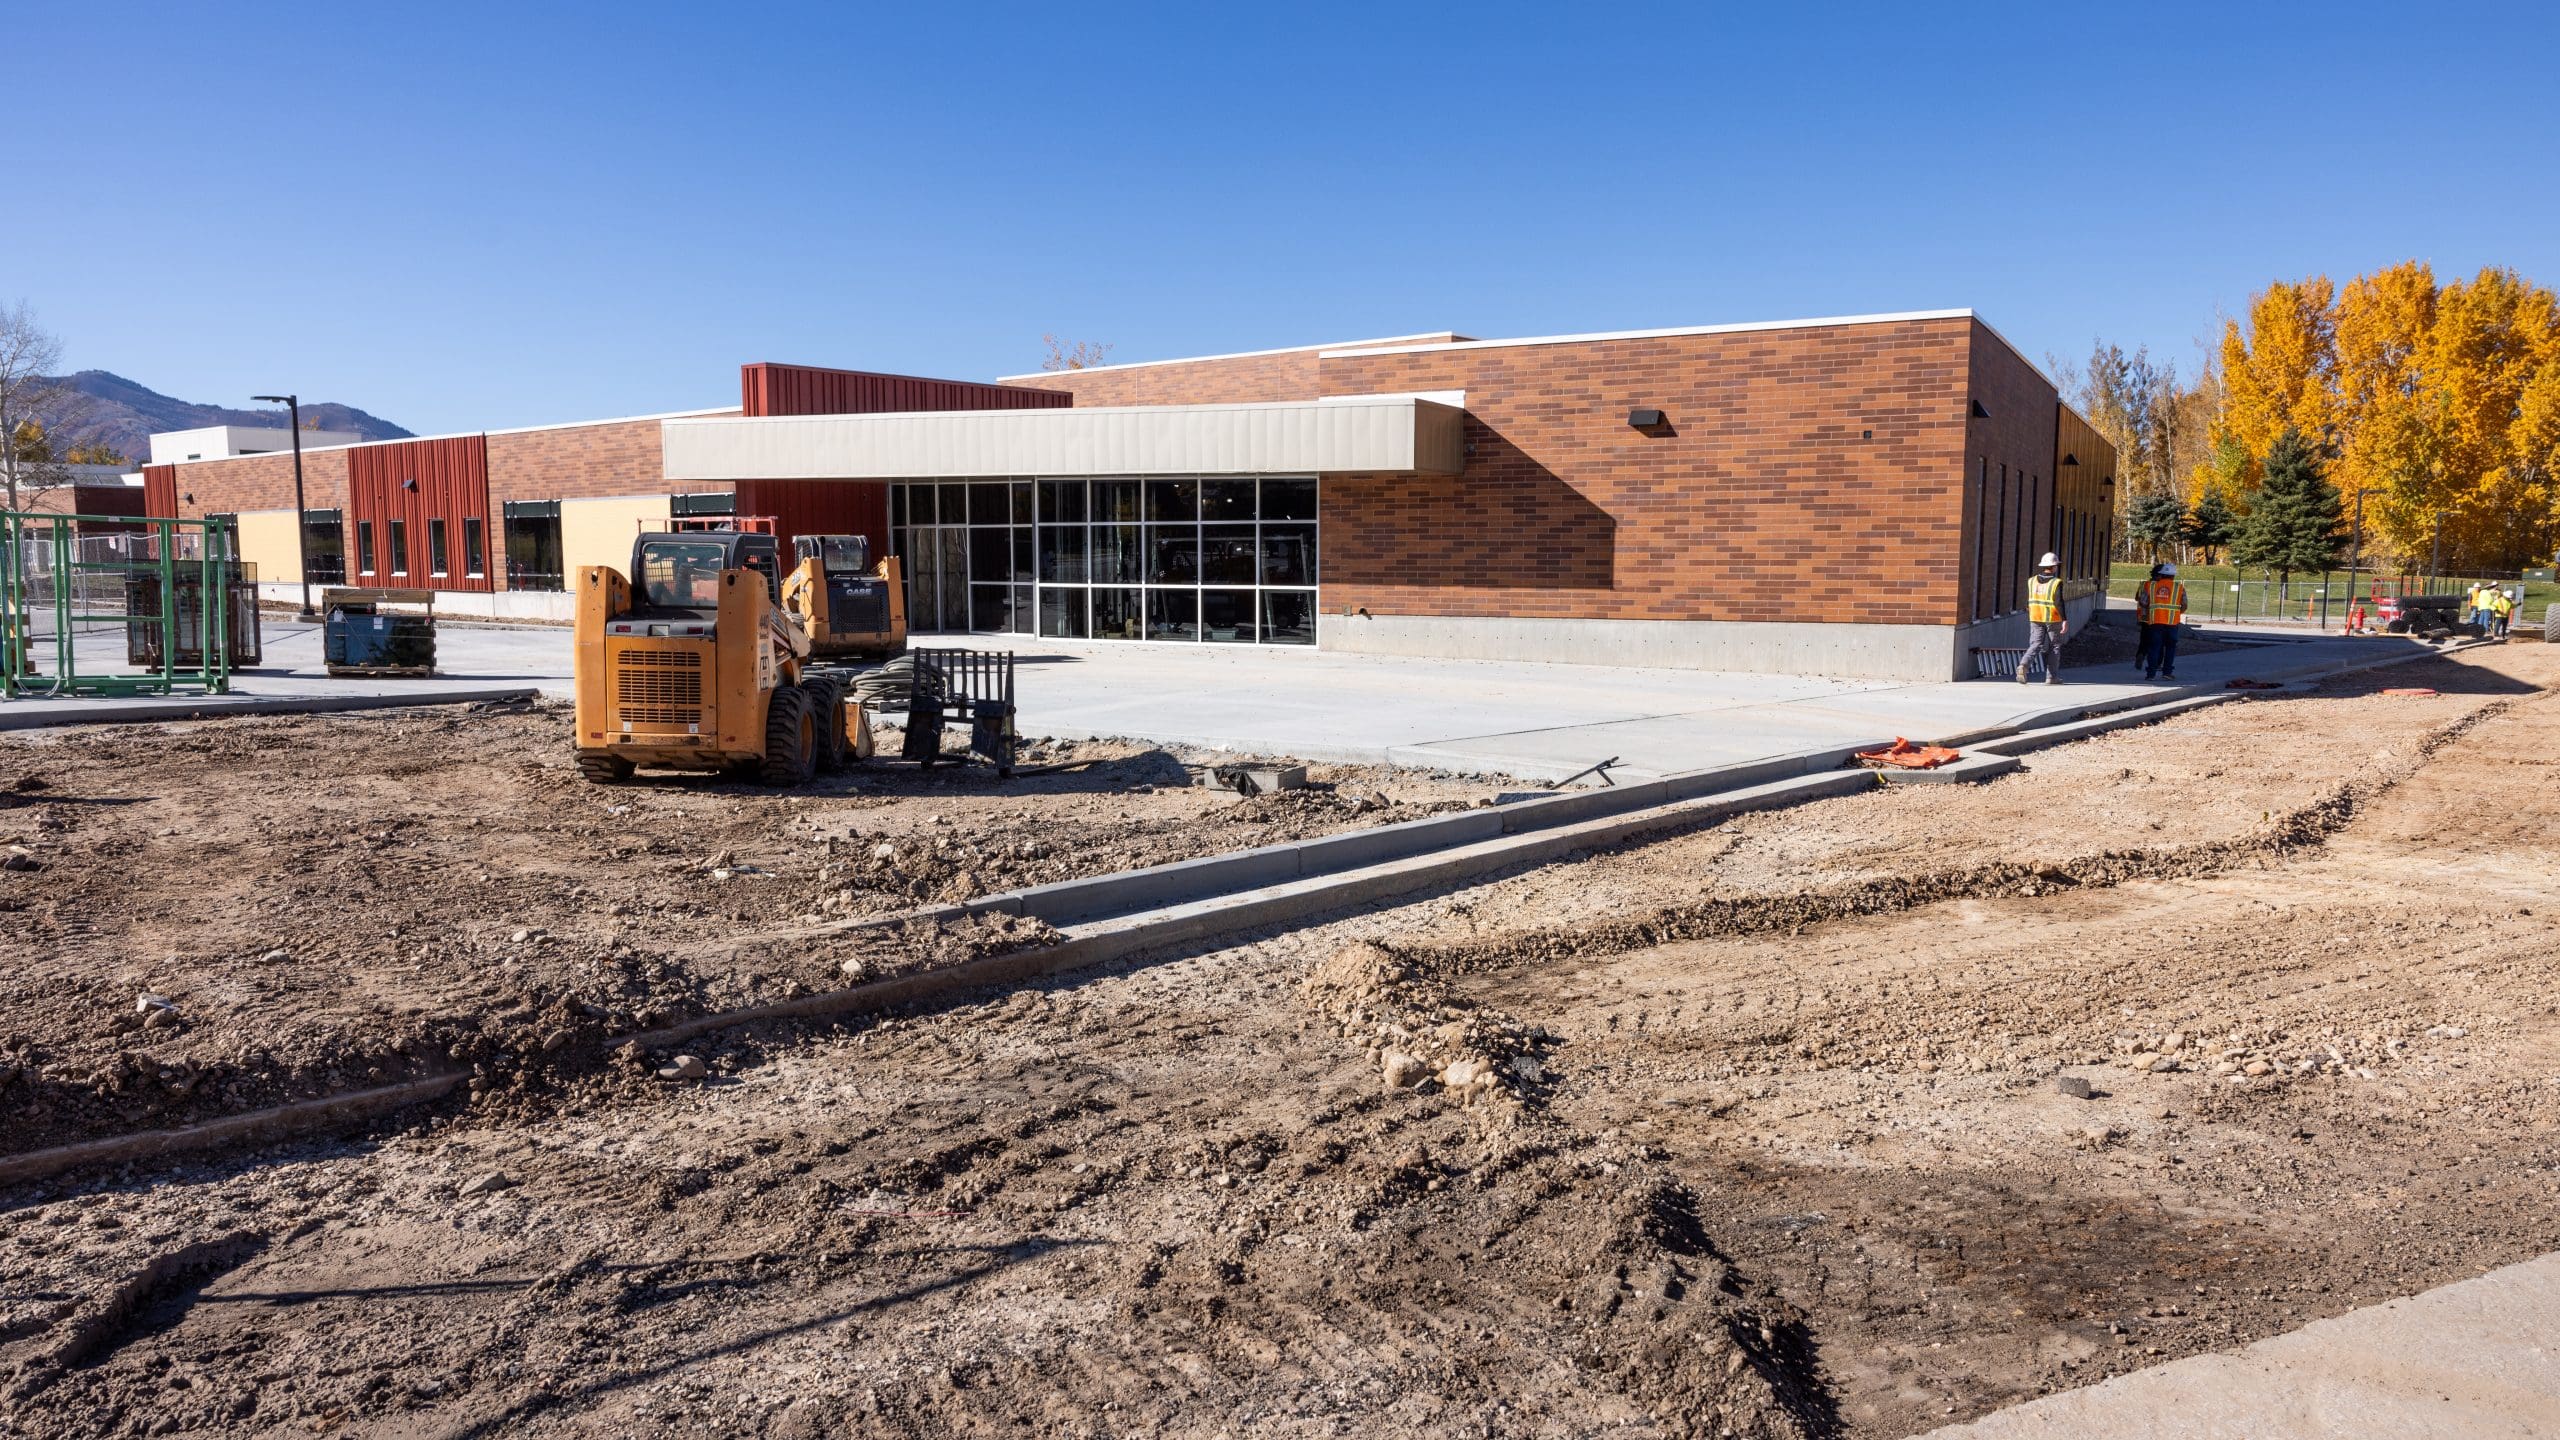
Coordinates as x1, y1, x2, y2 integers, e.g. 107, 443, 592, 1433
17, 1, 2559, 435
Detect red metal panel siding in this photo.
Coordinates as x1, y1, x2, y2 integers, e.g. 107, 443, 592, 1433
347, 436, 493, 592
142, 465, 178, 519
740, 363, 1073, 417
734, 479, 889, 565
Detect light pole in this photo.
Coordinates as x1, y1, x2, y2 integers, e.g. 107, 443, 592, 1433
2341, 487, 2383, 632
252, 394, 317, 619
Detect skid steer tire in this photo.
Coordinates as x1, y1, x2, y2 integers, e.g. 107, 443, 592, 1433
760, 685, 816, 786
804, 675, 849, 773
576, 753, 635, 785
2546, 604, 2559, 643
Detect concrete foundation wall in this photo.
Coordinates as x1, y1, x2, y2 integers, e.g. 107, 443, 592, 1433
1318, 612, 1967, 681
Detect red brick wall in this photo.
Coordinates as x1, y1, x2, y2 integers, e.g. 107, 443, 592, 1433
1000, 334, 1465, 407
1313, 319, 1981, 627
485, 417, 725, 504
162, 448, 353, 518
1959, 323, 2068, 622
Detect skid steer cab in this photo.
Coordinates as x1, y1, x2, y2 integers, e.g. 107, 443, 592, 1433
781, 533, 906, 661
572, 530, 866, 785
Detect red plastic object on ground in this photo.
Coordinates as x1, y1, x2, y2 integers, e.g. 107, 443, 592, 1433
1855, 738, 1963, 770
2381, 687, 2440, 697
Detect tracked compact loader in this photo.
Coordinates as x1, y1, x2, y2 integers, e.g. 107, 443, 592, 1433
572, 529, 860, 784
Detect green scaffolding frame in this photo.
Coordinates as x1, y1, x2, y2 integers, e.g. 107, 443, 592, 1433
1, 512, 238, 698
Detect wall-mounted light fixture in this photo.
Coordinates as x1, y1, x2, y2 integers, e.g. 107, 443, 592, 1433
1970, 400, 1991, 419
402, 478, 419, 492
182, 492, 194, 505
1627, 407, 1666, 429
2061, 452, 2080, 467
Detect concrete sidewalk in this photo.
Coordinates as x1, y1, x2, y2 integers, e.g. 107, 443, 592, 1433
1, 612, 2455, 779
1921, 1251, 2560, 1439
940, 625, 2434, 780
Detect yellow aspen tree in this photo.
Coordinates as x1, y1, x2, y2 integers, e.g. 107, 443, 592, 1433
2421, 269, 2560, 567
2335, 263, 2442, 559
2211, 277, 2338, 490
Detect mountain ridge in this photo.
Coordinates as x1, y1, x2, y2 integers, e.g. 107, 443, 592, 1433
38, 370, 413, 463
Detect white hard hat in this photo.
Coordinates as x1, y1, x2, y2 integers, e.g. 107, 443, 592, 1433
2160, 563, 2177, 576
2038, 552, 2059, 568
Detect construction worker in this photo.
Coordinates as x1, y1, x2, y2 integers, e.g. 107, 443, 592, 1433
2491, 584, 2515, 638
2017, 552, 2066, 685
2140, 562, 2188, 679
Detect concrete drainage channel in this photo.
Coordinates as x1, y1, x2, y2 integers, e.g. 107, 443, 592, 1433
0, 641, 2493, 1187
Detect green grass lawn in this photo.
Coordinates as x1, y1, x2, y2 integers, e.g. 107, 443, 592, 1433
2106, 561, 2557, 618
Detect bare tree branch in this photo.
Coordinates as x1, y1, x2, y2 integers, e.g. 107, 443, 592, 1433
0, 300, 75, 511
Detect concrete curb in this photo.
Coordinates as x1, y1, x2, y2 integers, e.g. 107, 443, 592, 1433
0, 1073, 466, 1188
809, 740, 1878, 936
0, 687, 543, 731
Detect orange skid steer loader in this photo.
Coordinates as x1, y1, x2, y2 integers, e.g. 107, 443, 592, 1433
572, 530, 865, 785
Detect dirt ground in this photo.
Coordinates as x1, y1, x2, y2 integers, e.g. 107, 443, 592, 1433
0, 704, 1507, 1156
2, 644, 2554, 1439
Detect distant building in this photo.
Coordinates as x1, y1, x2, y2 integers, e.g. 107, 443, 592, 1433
150, 311, 2117, 677
147, 425, 368, 465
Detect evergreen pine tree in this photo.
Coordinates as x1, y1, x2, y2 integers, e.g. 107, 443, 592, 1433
2230, 428, 2346, 587
2182, 484, 2238, 564
2125, 490, 2187, 560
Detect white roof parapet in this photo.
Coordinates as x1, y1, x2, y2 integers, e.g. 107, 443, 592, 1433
661, 398, 1465, 481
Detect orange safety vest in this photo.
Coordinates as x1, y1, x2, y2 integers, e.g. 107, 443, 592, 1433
2027, 574, 2064, 624
2142, 578, 2187, 625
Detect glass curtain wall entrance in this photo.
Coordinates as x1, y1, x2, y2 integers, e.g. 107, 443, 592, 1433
889, 477, 1316, 645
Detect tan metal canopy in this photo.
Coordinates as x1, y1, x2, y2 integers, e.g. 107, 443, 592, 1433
661, 396, 1464, 481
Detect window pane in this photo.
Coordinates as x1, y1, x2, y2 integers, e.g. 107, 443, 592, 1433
1040, 479, 1086, 523
1146, 479, 1196, 522
939, 483, 968, 526
1202, 480, 1256, 521
1202, 588, 1256, 643
1011, 529, 1034, 582
464, 518, 486, 576
1262, 590, 1316, 645
907, 485, 935, 525
1090, 524, 1142, 585
429, 518, 449, 575
1092, 587, 1143, 639
1262, 477, 1317, 520
889, 485, 907, 529
1011, 481, 1034, 524
939, 530, 969, 632
968, 482, 1008, 526
1202, 524, 1256, 584
969, 528, 1010, 581
1093, 480, 1142, 522
1037, 525, 1087, 583
357, 522, 375, 574
1146, 587, 1198, 641
1038, 587, 1089, 638
1146, 525, 1198, 584
1260, 523, 1316, 586
1013, 585, 1032, 630
970, 584, 1016, 633
388, 520, 408, 574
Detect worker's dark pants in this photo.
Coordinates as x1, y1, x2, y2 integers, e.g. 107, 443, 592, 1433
2134, 621, 2150, 668
2017, 621, 2064, 682
2142, 623, 2180, 677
